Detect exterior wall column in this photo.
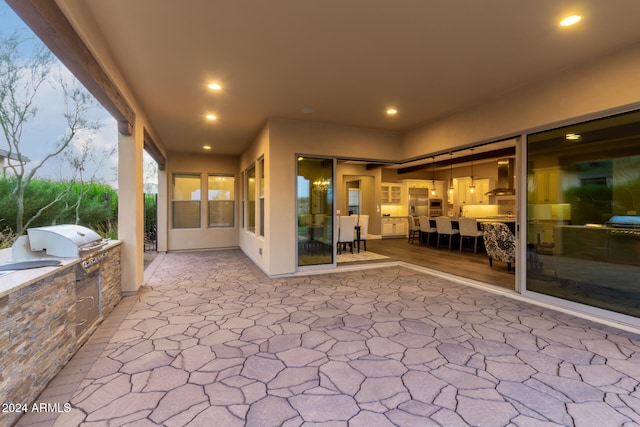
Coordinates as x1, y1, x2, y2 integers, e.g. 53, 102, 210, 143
157, 167, 168, 252
118, 122, 145, 294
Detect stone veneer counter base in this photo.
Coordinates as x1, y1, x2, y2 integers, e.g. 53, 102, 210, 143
0, 241, 122, 427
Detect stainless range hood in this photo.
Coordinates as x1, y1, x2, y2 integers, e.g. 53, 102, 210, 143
485, 159, 516, 196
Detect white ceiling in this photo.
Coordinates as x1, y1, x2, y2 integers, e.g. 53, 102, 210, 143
58, 0, 640, 158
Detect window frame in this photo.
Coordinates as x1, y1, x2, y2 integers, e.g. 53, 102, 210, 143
171, 173, 202, 229
207, 174, 236, 228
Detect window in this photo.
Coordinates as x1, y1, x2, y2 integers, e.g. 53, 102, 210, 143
259, 157, 265, 236
208, 175, 235, 227
240, 170, 245, 229
246, 164, 256, 233
172, 174, 201, 228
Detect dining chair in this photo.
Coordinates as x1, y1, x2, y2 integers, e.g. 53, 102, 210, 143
435, 216, 459, 250
408, 216, 421, 244
358, 214, 369, 251
337, 215, 356, 254
482, 222, 516, 272
418, 216, 437, 246
458, 217, 484, 253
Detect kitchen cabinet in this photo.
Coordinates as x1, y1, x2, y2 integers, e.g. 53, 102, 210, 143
455, 178, 494, 205
381, 183, 403, 205
405, 180, 429, 189
405, 180, 445, 199
473, 179, 492, 204
533, 168, 562, 203
381, 217, 407, 237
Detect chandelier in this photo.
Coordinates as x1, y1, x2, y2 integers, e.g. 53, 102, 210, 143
312, 177, 330, 193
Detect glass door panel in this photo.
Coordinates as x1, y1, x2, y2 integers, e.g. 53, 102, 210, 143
526, 110, 640, 318
297, 157, 334, 266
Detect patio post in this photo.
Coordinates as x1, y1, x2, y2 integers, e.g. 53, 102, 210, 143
118, 123, 145, 294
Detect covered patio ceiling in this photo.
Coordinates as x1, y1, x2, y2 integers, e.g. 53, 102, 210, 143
7, 1, 640, 160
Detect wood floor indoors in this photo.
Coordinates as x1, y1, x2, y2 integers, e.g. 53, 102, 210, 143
352, 237, 516, 290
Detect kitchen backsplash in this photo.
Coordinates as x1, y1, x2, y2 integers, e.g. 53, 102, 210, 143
381, 204, 407, 216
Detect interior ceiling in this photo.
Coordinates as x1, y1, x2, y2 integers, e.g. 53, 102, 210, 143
57, 0, 640, 162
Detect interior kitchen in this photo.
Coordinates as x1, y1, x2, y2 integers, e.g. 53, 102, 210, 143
339, 140, 517, 234
334, 139, 518, 287
336, 110, 640, 318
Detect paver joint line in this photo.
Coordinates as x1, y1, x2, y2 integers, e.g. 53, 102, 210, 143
19, 249, 640, 427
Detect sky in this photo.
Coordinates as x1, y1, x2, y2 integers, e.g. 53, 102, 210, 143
0, 3, 149, 189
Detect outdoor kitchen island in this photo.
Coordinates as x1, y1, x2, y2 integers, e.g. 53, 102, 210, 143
0, 238, 122, 427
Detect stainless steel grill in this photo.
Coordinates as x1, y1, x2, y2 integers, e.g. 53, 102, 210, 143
26, 224, 106, 255
606, 215, 640, 230
603, 216, 640, 267
8, 224, 109, 337
11, 224, 108, 273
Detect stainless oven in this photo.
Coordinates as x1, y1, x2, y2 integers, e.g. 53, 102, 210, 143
429, 199, 443, 217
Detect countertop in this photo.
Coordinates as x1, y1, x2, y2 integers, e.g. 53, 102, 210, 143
0, 240, 121, 298
474, 216, 517, 222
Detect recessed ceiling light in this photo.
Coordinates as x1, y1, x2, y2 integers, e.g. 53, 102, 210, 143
208, 83, 222, 91
565, 133, 581, 141
386, 108, 398, 116
206, 114, 217, 121
560, 15, 581, 26
203, 145, 212, 150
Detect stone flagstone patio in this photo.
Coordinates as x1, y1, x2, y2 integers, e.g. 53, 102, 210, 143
18, 249, 640, 426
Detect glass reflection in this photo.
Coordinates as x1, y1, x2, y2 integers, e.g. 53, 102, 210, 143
297, 157, 334, 266
527, 110, 640, 317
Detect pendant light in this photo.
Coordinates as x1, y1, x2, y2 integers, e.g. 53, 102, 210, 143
448, 153, 454, 195
469, 148, 476, 193
430, 156, 436, 196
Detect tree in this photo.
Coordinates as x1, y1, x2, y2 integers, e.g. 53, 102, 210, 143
63, 132, 116, 225
0, 33, 101, 233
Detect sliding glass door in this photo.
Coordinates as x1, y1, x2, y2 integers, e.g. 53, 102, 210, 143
526, 110, 640, 318
297, 157, 334, 267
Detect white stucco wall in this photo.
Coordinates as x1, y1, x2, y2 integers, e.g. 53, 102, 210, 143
167, 152, 240, 251
402, 42, 640, 157
336, 163, 383, 235
117, 125, 144, 294
242, 119, 401, 276
239, 124, 270, 273
240, 43, 640, 277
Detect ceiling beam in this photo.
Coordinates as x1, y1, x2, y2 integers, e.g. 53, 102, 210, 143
397, 146, 516, 174
365, 163, 394, 170
143, 129, 166, 171
6, 0, 135, 135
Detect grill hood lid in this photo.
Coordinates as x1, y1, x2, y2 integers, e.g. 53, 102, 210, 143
606, 215, 640, 228
485, 159, 516, 196
25, 224, 103, 258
